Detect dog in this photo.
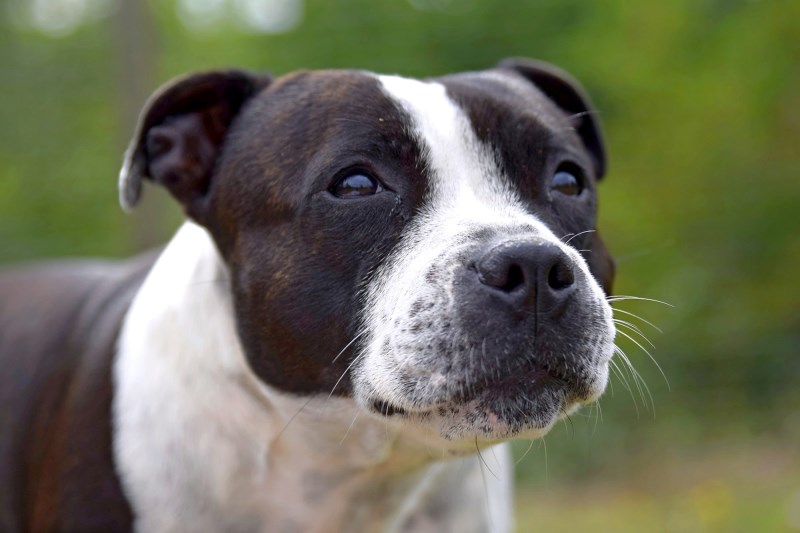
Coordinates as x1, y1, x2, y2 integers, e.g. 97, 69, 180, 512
0, 58, 616, 532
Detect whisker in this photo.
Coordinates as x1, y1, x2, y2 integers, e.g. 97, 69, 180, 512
609, 357, 640, 416
541, 436, 549, 482
567, 109, 602, 121
339, 412, 361, 446
606, 295, 674, 307
561, 407, 575, 438
565, 409, 600, 419
614, 346, 647, 408
332, 329, 368, 363
605, 365, 616, 396
605, 296, 669, 415
613, 319, 656, 349
475, 437, 499, 480
616, 329, 670, 390
592, 401, 603, 436
514, 440, 536, 466
489, 445, 500, 468
608, 356, 632, 394
275, 395, 316, 441
613, 317, 650, 338
563, 229, 596, 245
613, 307, 663, 333
475, 439, 493, 531
614, 346, 648, 403
327, 352, 366, 401
614, 345, 655, 414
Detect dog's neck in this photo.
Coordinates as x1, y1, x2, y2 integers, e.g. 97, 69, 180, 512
113, 222, 510, 532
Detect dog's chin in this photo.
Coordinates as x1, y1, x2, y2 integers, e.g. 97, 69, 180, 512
361, 365, 608, 447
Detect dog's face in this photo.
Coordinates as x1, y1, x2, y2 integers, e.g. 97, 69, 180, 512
120, 60, 616, 446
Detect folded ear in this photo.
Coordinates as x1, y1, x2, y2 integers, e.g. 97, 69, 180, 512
496, 58, 606, 179
118, 70, 270, 220
584, 231, 615, 295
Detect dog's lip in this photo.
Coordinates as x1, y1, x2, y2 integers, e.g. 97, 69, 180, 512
370, 363, 569, 417
453, 363, 557, 404
371, 398, 410, 416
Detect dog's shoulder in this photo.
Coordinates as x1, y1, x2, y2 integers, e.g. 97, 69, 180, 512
0, 250, 160, 390
0, 251, 158, 531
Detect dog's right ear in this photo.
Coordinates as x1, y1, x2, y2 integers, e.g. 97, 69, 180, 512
119, 70, 270, 221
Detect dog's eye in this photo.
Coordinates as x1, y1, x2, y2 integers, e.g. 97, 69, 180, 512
551, 164, 584, 196
330, 172, 383, 198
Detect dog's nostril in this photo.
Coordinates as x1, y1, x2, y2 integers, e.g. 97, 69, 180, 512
476, 241, 577, 308
547, 260, 575, 291
500, 263, 525, 293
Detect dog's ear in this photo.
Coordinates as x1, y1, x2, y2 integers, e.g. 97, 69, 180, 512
119, 70, 270, 220
496, 58, 606, 179
584, 231, 615, 295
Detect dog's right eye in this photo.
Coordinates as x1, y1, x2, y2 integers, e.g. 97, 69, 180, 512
330, 172, 383, 198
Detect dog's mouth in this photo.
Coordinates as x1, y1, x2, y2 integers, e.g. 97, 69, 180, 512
364, 360, 601, 442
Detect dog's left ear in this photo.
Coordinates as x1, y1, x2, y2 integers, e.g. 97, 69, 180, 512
496, 58, 606, 179
119, 70, 271, 220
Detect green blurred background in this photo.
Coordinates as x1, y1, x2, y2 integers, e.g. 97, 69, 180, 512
1, 0, 798, 530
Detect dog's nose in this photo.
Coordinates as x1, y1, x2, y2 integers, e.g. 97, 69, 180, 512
476, 241, 576, 310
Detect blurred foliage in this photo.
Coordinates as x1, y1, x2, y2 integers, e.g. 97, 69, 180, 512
1, 0, 798, 529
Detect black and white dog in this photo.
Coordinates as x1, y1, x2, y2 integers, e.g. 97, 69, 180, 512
0, 58, 616, 532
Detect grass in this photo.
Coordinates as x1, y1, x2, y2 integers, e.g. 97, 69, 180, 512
514, 442, 800, 532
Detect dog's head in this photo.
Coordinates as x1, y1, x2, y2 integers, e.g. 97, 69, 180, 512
120, 59, 615, 447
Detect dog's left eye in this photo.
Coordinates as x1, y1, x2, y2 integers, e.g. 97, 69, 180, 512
330, 172, 383, 198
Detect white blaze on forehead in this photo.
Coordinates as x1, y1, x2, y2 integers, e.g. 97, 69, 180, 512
376, 74, 536, 231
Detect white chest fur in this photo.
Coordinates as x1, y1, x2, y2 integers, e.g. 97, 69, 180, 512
112, 222, 512, 533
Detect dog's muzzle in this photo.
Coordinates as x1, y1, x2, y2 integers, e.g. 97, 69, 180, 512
356, 224, 615, 444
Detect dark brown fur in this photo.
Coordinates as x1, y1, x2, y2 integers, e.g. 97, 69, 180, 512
0, 254, 158, 531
